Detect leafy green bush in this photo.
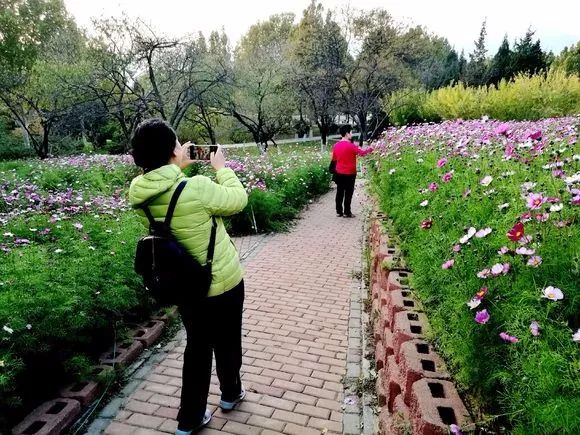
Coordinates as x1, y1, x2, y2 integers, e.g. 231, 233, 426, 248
387, 70, 580, 125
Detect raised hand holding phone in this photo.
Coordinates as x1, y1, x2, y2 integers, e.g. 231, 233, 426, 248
210, 146, 225, 171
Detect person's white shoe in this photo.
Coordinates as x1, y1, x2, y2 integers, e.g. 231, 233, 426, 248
219, 385, 246, 411
174, 409, 212, 434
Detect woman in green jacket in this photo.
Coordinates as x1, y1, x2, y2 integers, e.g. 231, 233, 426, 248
129, 119, 248, 434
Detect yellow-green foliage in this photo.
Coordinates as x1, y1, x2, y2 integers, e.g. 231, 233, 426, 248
387, 70, 580, 125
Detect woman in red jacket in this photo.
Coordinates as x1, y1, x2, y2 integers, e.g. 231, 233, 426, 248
331, 124, 373, 217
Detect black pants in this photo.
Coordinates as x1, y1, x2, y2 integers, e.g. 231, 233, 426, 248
177, 280, 244, 430
335, 174, 356, 215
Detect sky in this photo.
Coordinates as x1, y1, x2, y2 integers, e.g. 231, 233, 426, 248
64, 0, 580, 55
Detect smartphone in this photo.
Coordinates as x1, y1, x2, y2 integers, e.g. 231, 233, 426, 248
189, 145, 218, 160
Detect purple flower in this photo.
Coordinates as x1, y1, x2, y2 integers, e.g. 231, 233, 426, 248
475, 309, 490, 324
527, 256, 542, 267
452, 244, 461, 253
442, 172, 453, 182
527, 193, 546, 210
442, 259, 455, 269
428, 182, 439, 192
437, 158, 448, 168
449, 424, 463, 435
499, 332, 519, 343
530, 321, 540, 336
475, 227, 492, 238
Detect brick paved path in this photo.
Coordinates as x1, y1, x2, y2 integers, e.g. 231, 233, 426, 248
102, 187, 364, 434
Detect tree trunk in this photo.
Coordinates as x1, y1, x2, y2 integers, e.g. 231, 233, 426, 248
357, 111, 367, 147
40, 122, 50, 159
16, 117, 31, 148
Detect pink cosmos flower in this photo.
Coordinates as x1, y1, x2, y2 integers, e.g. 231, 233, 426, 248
494, 123, 510, 136
546, 197, 560, 203
442, 259, 455, 269
475, 228, 492, 238
467, 297, 481, 309
515, 247, 535, 256
530, 321, 540, 336
526, 193, 546, 209
527, 256, 542, 267
571, 196, 580, 205
542, 286, 564, 301
491, 263, 504, 276
453, 244, 461, 253
502, 263, 510, 274
437, 158, 448, 168
499, 332, 519, 343
520, 212, 532, 222
421, 218, 433, 229
477, 268, 491, 278
552, 169, 565, 178
504, 144, 515, 159
535, 213, 549, 222
428, 182, 439, 192
463, 189, 471, 197
475, 309, 490, 324
442, 172, 453, 182
73, 222, 84, 230
518, 235, 533, 245
573, 329, 580, 342
498, 246, 509, 255
480, 176, 493, 186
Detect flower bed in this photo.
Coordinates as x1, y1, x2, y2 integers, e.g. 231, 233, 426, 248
0, 147, 331, 431
368, 116, 579, 434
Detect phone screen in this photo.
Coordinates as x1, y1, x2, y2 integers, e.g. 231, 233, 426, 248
189, 145, 218, 160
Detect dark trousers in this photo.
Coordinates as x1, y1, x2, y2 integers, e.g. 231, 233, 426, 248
335, 174, 356, 215
177, 280, 244, 429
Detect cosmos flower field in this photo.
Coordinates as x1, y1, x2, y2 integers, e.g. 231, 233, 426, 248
369, 116, 579, 434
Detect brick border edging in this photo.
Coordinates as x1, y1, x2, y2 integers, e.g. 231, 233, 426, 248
11, 308, 180, 435
368, 209, 474, 435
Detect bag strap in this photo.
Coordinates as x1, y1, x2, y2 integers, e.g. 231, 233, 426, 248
164, 180, 188, 226
206, 216, 218, 266
138, 179, 188, 228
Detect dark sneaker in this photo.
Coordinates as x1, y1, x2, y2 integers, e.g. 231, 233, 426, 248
337, 213, 344, 217
219, 385, 246, 411
175, 409, 212, 434
344, 213, 355, 218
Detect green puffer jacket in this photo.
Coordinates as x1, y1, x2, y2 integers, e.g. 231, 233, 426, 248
129, 164, 248, 297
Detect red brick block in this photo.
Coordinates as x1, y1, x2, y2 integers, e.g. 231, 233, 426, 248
392, 311, 430, 360
399, 340, 450, 406
132, 320, 165, 347
384, 355, 401, 413
387, 270, 412, 293
410, 379, 472, 435
373, 318, 383, 344
375, 340, 386, 370
12, 399, 81, 435
383, 290, 422, 329
373, 240, 397, 273
99, 340, 144, 367
59, 380, 101, 407
371, 282, 381, 301
383, 328, 395, 357
376, 369, 387, 407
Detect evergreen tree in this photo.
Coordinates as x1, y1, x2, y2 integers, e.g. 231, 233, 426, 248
512, 28, 547, 76
487, 35, 514, 85
464, 20, 489, 86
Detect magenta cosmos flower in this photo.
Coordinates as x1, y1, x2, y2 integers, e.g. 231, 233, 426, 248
442, 259, 455, 269
437, 158, 448, 168
442, 172, 453, 182
475, 309, 490, 324
530, 321, 540, 336
428, 182, 439, 192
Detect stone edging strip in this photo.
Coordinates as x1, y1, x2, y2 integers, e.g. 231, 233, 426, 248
368, 209, 474, 435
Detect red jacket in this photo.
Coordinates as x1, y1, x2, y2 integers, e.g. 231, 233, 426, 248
331, 140, 373, 175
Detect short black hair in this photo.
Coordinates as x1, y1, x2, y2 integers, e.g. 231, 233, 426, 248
339, 124, 352, 137
130, 118, 177, 171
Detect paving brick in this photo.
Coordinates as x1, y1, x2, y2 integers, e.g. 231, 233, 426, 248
284, 423, 321, 435
124, 399, 159, 414
271, 409, 309, 426
295, 403, 331, 419
126, 413, 165, 429
307, 417, 342, 433
221, 420, 262, 435
258, 396, 296, 411
246, 415, 286, 432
